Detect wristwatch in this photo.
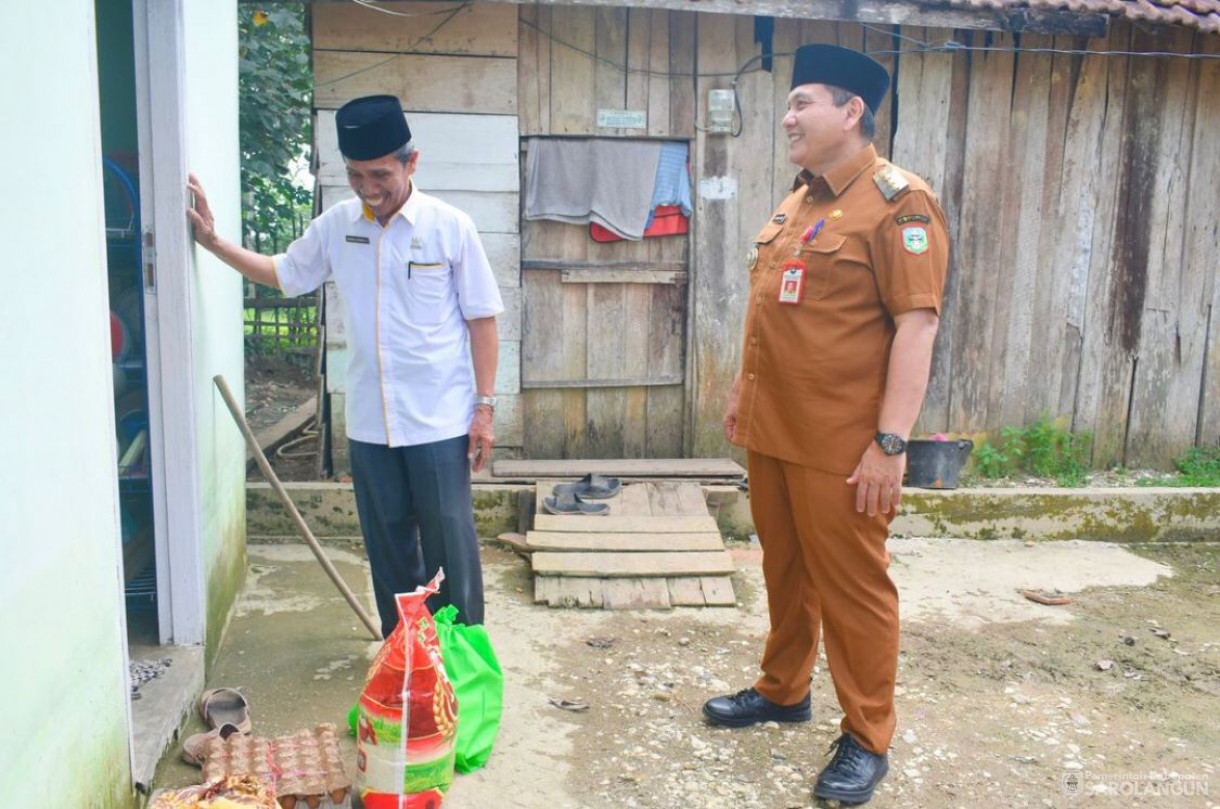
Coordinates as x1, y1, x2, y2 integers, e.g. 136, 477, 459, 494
475, 395, 498, 410
875, 432, 907, 456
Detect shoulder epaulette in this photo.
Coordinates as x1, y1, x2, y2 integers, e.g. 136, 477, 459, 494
873, 165, 910, 202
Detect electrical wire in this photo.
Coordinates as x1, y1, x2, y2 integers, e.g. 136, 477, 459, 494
317, 7, 1220, 128
518, 16, 771, 79
517, 20, 1220, 137
349, 0, 471, 18
315, 1, 472, 90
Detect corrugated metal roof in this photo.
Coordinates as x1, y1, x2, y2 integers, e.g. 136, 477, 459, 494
939, 0, 1220, 33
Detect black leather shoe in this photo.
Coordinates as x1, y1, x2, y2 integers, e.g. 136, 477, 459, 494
813, 733, 889, 804
702, 688, 812, 728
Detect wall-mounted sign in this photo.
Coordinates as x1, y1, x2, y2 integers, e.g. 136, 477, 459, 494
597, 109, 647, 129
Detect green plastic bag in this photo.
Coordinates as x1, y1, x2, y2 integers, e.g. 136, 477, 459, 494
433, 605, 503, 773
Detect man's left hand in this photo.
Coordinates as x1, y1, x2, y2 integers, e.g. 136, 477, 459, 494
846, 442, 906, 516
468, 405, 495, 473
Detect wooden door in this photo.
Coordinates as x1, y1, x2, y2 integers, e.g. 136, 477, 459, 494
521, 219, 688, 459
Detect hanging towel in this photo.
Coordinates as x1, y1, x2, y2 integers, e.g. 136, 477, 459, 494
649, 141, 693, 218
524, 138, 662, 240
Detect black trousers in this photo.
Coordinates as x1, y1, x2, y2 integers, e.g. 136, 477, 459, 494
349, 434, 484, 636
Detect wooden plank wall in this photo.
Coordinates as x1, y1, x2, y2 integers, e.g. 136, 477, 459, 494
893, 22, 1220, 467
311, 1, 525, 457
517, 6, 696, 459
310, 3, 1220, 469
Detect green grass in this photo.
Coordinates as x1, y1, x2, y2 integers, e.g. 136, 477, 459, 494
967, 416, 1092, 486
1137, 445, 1220, 487
243, 304, 317, 354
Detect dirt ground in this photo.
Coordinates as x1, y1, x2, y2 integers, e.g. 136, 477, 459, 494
523, 540, 1218, 809
155, 536, 1218, 808
245, 354, 320, 481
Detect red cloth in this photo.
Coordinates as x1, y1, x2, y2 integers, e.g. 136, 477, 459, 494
590, 205, 688, 243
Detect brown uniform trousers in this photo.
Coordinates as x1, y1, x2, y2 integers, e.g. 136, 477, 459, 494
749, 452, 898, 755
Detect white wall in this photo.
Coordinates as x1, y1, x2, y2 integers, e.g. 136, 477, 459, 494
0, 2, 135, 806
182, 0, 247, 650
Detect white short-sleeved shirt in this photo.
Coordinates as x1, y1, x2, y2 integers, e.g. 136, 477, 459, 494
273, 185, 504, 447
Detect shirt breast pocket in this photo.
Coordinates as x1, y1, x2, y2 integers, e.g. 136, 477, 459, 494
406, 261, 450, 324
750, 222, 785, 276
799, 234, 847, 301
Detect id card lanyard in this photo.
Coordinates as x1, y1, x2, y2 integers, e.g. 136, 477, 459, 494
778, 218, 824, 305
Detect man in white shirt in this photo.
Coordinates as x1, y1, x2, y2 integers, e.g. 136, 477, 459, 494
188, 95, 502, 634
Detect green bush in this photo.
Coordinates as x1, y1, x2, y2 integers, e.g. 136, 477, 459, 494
974, 439, 1010, 479
1139, 446, 1220, 487
972, 416, 1092, 486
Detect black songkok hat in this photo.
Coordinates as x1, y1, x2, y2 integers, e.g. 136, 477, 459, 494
335, 95, 411, 160
790, 44, 890, 114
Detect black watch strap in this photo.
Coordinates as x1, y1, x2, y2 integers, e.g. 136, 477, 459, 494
875, 432, 907, 456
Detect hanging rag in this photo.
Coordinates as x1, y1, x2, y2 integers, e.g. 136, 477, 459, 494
524, 138, 662, 240
647, 140, 693, 224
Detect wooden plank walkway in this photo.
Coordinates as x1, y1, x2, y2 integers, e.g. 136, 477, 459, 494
493, 458, 746, 482
529, 480, 737, 609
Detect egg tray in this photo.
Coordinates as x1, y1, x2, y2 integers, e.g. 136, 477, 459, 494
202, 723, 353, 809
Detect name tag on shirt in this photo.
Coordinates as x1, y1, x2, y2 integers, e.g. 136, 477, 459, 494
345, 235, 370, 244
778, 259, 805, 305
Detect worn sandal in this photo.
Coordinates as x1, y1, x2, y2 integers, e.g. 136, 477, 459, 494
542, 491, 609, 515
553, 473, 622, 500
181, 722, 240, 766
198, 687, 252, 733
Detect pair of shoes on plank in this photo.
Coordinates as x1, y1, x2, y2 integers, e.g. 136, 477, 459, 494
542, 474, 622, 515
181, 687, 251, 766
553, 473, 621, 500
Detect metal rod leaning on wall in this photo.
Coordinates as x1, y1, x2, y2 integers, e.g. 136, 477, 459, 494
213, 373, 382, 641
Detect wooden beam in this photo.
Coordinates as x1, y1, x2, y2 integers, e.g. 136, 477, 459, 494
533, 514, 720, 532
494, 457, 746, 478
531, 550, 736, 577
248, 398, 317, 466
465, 0, 1111, 36
603, 578, 672, 608
521, 374, 684, 389
561, 269, 688, 285
524, 530, 726, 551
312, 1, 519, 56
523, 259, 686, 273
313, 51, 517, 113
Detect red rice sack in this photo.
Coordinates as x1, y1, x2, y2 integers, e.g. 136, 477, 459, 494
356, 571, 457, 809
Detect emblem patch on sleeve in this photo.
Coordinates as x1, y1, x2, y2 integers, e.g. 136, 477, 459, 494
902, 225, 929, 255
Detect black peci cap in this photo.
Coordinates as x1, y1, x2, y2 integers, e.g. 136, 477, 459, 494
335, 95, 411, 160
791, 44, 890, 113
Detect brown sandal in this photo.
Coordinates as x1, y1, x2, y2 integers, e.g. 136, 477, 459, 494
180, 722, 240, 766
198, 687, 252, 733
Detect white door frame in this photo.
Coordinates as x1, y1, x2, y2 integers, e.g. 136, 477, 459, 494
132, 0, 205, 646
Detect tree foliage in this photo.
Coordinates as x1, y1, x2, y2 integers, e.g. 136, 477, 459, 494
239, 4, 312, 258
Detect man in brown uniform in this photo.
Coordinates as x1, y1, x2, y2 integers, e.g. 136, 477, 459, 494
702, 44, 949, 804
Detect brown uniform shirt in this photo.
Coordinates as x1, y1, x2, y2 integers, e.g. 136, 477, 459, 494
734, 144, 950, 475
